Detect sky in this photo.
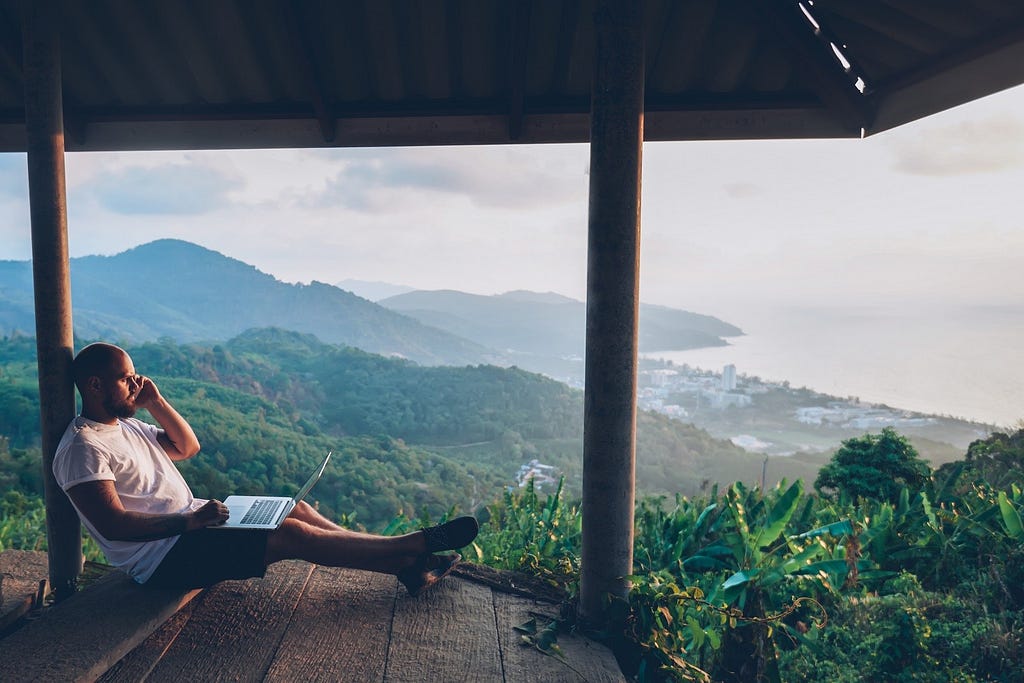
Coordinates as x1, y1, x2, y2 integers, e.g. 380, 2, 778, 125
1, 84, 1023, 324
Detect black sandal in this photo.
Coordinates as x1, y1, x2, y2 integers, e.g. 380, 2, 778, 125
398, 552, 461, 597
421, 516, 479, 553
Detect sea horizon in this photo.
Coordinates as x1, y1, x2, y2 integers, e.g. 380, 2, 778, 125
646, 303, 1023, 428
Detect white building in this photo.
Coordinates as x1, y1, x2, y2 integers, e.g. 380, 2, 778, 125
722, 364, 737, 391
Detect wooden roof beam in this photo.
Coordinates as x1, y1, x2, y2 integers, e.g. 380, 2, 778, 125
506, 0, 531, 140
280, 0, 335, 143
445, 0, 463, 99
753, 0, 874, 133
869, 19, 1024, 134
549, 0, 580, 96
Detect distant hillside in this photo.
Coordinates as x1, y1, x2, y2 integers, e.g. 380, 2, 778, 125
335, 279, 416, 302
380, 289, 743, 364
0, 240, 500, 367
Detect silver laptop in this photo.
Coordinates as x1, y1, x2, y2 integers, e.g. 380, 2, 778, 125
214, 451, 332, 530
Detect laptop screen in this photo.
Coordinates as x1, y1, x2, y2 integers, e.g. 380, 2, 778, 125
292, 451, 332, 503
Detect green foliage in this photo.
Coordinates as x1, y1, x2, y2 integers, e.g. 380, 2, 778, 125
780, 574, 1024, 682
472, 477, 581, 581
0, 491, 105, 561
815, 428, 931, 502
937, 428, 1024, 491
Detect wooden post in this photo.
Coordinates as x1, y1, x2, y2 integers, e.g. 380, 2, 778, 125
22, 0, 80, 600
579, 0, 644, 626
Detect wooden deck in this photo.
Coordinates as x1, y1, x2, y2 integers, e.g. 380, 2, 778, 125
0, 552, 625, 682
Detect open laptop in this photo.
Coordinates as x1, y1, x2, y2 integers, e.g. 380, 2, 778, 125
213, 451, 332, 530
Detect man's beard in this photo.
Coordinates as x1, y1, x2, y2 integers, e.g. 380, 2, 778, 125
103, 396, 136, 419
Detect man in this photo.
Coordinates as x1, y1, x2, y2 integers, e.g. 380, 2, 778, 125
53, 342, 478, 594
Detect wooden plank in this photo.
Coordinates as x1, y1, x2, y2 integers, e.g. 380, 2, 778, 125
143, 559, 314, 682
97, 600, 196, 683
385, 577, 503, 683
0, 550, 48, 631
263, 566, 395, 682
0, 570, 200, 682
494, 593, 627, 683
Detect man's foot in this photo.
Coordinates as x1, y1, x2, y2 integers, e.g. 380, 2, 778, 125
398, 552, 461, 597
421, 516, 479, 553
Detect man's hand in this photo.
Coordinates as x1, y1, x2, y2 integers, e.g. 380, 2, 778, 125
135, 374, 202, 460
188, 500, 230, 530
132, 374, 161, 411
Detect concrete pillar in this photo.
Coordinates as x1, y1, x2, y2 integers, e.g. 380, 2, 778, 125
22, 0, 80, 600
579, 0, 644, 625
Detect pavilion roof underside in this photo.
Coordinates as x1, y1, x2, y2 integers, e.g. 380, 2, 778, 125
1, 0, 1023, 151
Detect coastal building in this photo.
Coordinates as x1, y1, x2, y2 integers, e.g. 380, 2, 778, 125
516, 459, 558, 489
703, 390, 752, 409
722, 364, 737, 391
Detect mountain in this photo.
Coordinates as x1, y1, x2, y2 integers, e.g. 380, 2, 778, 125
0, 240, 500, 367
379, 289, 743, 364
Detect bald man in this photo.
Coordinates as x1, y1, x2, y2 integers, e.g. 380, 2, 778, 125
53, 342, 477, 594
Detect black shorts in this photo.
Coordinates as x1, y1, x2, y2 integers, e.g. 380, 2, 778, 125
145, 527, 270, 589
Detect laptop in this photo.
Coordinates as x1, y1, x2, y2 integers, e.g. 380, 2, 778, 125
213, 451, 332, 530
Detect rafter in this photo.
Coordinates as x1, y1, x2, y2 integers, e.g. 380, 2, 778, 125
752, 0, 875, 133
506, 0, 531, 140
280, 0, 334, 143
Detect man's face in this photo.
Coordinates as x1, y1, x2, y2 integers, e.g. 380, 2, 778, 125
99, 353, 141, 419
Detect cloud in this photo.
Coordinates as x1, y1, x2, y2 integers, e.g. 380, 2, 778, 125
889, 116, 1024, 176
297, 147, 588, 212
723, 182, 761, 198
84, 163, 242, 214
300, 156, 462, 210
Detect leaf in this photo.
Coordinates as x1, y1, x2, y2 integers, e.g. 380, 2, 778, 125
514, 617, 538, 635
793, 558, 872, 577
722, 568, 758, 591
754, 480, 803, 549
780, 541, 829, 574
682, 555, 731, 572
998, 491, 1024, 540
694, 502, 717, 532
791, 519, 854, 540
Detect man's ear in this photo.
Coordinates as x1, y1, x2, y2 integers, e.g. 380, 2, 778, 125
87, 376, 102, 394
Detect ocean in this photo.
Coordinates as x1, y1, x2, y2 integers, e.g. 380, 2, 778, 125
647, 304, 1024, 427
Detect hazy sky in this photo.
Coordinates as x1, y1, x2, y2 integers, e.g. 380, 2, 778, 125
1, 84, 1022, 321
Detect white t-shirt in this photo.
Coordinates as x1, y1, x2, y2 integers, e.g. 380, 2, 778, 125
52, 416, 208, 583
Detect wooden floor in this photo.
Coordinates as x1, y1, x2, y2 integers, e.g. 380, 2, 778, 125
1, 554, 625, 682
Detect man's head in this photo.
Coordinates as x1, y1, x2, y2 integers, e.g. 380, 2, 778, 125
74, 343, 141, 422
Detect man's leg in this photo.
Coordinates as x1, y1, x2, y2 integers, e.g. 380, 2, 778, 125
287, 500, 344, 532
265, 517, 426, 574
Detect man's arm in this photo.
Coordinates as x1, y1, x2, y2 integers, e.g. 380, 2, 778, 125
65, 480, 228, 541
134, 375, 201, 461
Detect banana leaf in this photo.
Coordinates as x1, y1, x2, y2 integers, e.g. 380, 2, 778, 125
998, 491, 1024, 540
791, 519, 854, 540
753, 480, 803, 549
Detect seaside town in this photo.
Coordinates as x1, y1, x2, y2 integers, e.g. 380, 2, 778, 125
518, 359, 994, 489
635, 360, 992, 456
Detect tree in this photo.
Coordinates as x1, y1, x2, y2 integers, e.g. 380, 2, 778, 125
961, 429, 1024, 489
815, 428, 930, 503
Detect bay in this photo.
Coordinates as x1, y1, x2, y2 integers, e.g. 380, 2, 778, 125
647, 304, 1024, 428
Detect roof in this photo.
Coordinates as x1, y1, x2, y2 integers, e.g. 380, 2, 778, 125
1, 0, 1023, 151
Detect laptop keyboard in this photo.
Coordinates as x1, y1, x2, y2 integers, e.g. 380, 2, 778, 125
240, 499, 283, 526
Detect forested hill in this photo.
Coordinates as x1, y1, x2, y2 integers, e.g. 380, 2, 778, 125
0, 331, 783, 527
0, 240, 498, 367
